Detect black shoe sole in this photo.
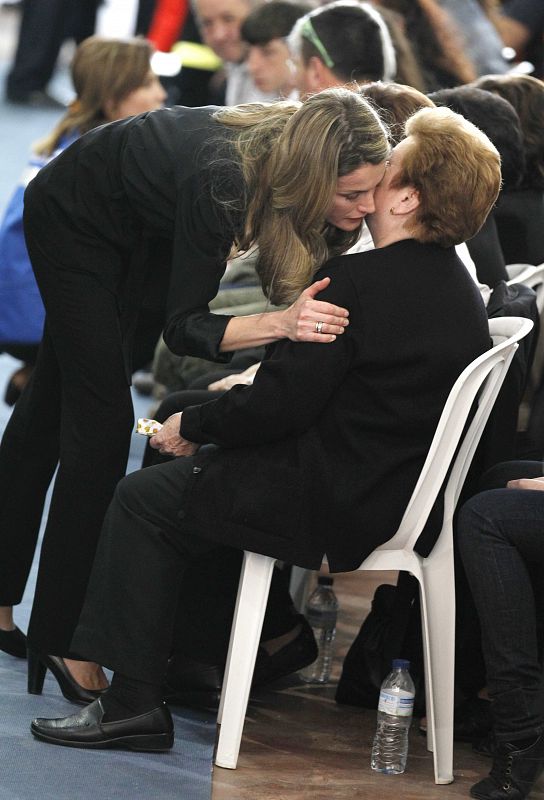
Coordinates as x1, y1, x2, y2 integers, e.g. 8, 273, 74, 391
30, 727, 174, 752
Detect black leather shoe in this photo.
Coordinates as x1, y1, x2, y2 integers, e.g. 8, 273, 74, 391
470, 733, 544, 800
0, 625, 27, 658
252, 614, 318, 687
28, 650, 107, 705
165, 615, 318, 710
31, 697, 174, 751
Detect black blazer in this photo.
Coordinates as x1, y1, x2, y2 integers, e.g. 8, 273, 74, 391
25, 106, 243, 363
179, 240, 490, 571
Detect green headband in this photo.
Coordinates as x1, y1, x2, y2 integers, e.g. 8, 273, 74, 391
300, 18, 334, 70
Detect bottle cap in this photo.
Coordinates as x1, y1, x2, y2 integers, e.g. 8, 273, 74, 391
392, 658, 410, 670
317, 576, 333, 586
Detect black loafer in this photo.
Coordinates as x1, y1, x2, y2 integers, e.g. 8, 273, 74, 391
164, 614, 318, 710
0, 625, 27, 659
31, 697, 174, 751
252, 614, 318, 687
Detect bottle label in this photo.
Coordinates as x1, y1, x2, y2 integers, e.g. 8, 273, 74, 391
378, 690, 414, 717
306, 609, 337, 628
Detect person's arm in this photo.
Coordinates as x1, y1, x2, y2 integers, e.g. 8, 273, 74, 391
161, 170, 349, 360
218, 277, 349, 351
151, 264, 357, 453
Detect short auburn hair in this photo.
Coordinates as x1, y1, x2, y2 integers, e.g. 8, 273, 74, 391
393, 107, 501, 247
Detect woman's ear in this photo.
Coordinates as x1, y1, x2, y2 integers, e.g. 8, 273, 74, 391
401, 187, 420, 214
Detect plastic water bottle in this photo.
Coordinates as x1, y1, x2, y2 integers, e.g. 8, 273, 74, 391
299, 576, 338, 683
371, 659, 415, 775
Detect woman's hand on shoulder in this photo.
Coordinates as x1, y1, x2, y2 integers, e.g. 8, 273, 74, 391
281, 277, 349, 343
149, 412, 200, 457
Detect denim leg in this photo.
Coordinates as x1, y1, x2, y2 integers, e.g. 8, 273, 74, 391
458, 488, 544, 741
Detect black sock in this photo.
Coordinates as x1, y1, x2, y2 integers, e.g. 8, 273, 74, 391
101, 672, 163, 723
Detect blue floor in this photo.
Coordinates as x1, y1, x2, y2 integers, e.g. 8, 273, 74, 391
0, 53, 215, 800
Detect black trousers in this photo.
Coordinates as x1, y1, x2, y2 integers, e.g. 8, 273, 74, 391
72, 457, 254, 683
6, 0, 98, 97
0, 234, 134, 656
142, 391, 298, 664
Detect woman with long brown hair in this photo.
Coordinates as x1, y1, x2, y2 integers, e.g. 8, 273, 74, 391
0, 88, 389, 702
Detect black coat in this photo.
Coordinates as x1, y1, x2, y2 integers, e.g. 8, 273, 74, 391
179, 240, 490, 572
26, 105, 244, 363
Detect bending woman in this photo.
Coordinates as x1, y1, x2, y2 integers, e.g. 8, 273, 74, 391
0, 89, 389, 695
30, 105, 499, 750
0, 35, 166, 405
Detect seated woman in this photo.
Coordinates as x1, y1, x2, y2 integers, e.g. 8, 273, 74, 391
458, 461, 544, 800
474, 73, 544, 267
430, 84, 526, 287
30, 106, 499, 751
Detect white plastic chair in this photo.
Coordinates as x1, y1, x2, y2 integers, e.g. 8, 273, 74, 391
215, 317, 534, 784
506, 262, 544, 315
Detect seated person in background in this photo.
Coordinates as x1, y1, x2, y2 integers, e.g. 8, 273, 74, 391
495, 0, 544, 79
430, 84, 526, 287
458, 461, 544, 800
287, 1, 397, 98
30, 106, 498, 751
474, 73, 544, 267
241, 0, 311, 100
0, 36, 166, 408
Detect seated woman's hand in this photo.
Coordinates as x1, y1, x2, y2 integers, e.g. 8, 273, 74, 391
149, 412, 200, 457
507, 477, 544, 491
208, 362, 261, 391
282, 277, 349, 343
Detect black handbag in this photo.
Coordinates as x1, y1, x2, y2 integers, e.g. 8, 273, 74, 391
335, 573, 425, 715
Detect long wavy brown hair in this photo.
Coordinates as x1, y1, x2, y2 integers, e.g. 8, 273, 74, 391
213, 88, 390, 304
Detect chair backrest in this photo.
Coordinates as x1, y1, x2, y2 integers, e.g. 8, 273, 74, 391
507, 262, 544, 315
377, 316, 534, 553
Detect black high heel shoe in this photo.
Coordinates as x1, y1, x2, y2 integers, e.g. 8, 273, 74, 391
27, 650, 107, 705
0, 626, 27, 658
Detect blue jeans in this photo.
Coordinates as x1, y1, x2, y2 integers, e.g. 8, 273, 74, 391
458, 465, 544, 741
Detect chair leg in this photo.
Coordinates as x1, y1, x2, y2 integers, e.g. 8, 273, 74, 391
420, 552, 455, 785
215, 551, 276, 770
